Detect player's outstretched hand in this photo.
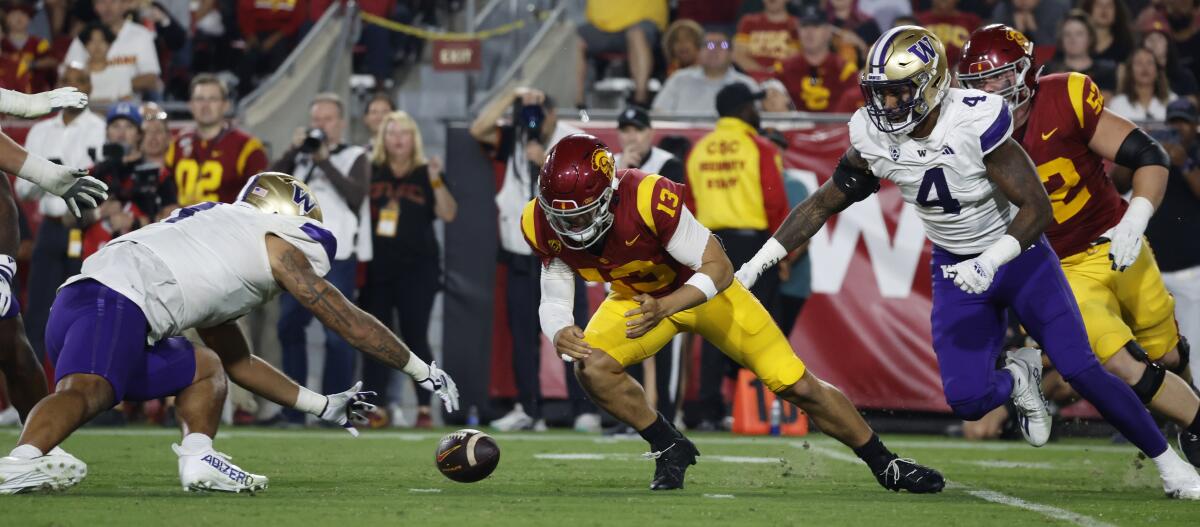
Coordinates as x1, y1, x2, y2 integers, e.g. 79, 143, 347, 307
416, 361, 460, 413
625, 294, 667, 338
60, 173, 109, 218
945, 257, 995, 295
16, 87, 88, 118
554, 326, 591, 363
320, 381, 377, 437
734, 262, 759, 289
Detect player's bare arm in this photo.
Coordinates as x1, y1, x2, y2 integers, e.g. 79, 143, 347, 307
196, 320, 301, 408
735, 146, 866, 288
1086, 109, 1170, 270
625, 234, 732, 338
983, 138, 1052, 248
266, 234, 415, 370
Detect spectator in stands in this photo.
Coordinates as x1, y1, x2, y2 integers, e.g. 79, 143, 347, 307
662, 19, 704, 77
360, 110, 455, 429
271, 92, 370, 425
775, 5, 862, 113
1081, 0, 1134, 65
615, 106, 684, 182
679, 0, 743, 36
363, 91, 394, 149
137, 101, 176, 220
1139, 16, 1199, 101
92, 102, 177, 232
916, 0, 981, 68
1149, 99, 1200, 387
78, 22, 127, 104
166, 74, 268, 205
1043, 10, 1118, 95
1147, 0, 1200, 96
236, 0, 306, 96
733, 0, 801, 81
356, 0, 410, 89
653, 31, 757, 114
131, 0, 189, 100
989, 0, 1070, 46
761, 78, 795, 112
2, 2, 55, 93
65, 0, 161, 100
469, 86, 582, 431
13, 65, 105, 363
856, 0, 912, 30
1109, 47, 1176, 121
685, 83, 789, 431
190, 0, 231, 74
574, 0, 666, 108
826, 0, 882, 67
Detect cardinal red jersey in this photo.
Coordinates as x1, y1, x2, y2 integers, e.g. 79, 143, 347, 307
916, 10, 981, 67
734, 13, 801, 79
1017, 72, 1125, 259
165, 125, 268, 205
775, 53, 860, 113
0, 36, 50, 93
521, 168, 694, 299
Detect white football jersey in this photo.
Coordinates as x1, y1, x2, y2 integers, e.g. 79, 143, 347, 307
64, 202, 334, 343
849, 88, 1015, 255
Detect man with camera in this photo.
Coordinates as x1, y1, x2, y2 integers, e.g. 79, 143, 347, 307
469, 87, 582, 431
270, 92, 370, 424
92, 102, 178, 234
166, 74, 268, 206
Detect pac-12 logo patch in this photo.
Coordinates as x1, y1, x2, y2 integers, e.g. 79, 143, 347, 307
890, 145, 901, 161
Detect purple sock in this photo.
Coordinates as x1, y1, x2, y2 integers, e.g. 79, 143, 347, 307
1065, 363, 1167, 457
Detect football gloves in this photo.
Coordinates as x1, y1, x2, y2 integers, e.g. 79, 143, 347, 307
415, 361, 460, 414
1100, 196, 1154, 272
0, 256, 14, 317
320, 381, 376, 437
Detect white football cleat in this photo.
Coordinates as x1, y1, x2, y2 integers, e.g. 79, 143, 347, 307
1162, 469, 1200, 500
172, 444, 267, 493
0, 451, 87, 494
1005, 347, 1052, 447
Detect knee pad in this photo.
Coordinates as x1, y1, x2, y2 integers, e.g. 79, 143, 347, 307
1126, 341, 1167, 404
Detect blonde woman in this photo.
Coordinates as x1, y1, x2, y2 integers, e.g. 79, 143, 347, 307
360, 111, 456, 428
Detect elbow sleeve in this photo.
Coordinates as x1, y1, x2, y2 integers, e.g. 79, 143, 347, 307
1114, 128, 1169, 170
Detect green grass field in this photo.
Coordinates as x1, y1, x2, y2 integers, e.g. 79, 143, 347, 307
0, 426, 1195, 526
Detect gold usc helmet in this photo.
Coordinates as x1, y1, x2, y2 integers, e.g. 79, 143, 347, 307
861, 25, 951, 135
236, 172, 323, 223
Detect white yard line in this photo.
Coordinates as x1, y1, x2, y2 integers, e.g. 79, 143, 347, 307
797, 444, 1115, 527
534, 453, 782, 464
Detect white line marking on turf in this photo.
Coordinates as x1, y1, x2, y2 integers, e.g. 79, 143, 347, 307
408, 488, 442, 493
536, 453, 609, 461
703, 494, 735, 499
534, 453, 783, 464
797, 444, 1114, 527
963, 460, 1055, 470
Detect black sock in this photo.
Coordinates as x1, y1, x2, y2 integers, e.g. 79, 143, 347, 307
852, 433, 896, 472
638, 413, 678, 451
1188, 407, 1200, 435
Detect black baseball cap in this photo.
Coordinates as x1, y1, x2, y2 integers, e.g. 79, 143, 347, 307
618, 106, 651, 129
1166, 99, 1197, 125
716, 82, 765, 116
798, 3, 826, 25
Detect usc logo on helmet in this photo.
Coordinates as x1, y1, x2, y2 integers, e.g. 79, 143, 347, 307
591, 148, 614, 180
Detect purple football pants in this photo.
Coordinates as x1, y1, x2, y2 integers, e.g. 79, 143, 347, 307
46, 279, 196, 403
931, 235, 1166, 457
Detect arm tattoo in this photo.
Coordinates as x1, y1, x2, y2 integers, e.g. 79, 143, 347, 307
772, 147, 862, 250
272, 239, 414, 370
984, 138, 1052, 248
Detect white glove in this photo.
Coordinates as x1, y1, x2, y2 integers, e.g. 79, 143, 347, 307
943, 235, 1022, 295
1100, 196, 1154, 272
414, 361, 460, 413
0, 256, 14, 316
17, 154, 107, 217
318, 381, 376, 437
0, 87, 88, 118
737, 237, 788, 290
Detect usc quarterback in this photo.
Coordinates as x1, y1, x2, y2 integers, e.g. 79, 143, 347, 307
524, 133, 943, 493
959, 25, 1200, 466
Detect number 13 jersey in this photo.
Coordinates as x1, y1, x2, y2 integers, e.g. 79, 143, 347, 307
1017, 72, 1125, 259
849, 88, 1014, 255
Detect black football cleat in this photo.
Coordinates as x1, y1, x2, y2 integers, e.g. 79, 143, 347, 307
873, 457, 945, 494
1180, 430, 1200, 468
645, 438, 700, 490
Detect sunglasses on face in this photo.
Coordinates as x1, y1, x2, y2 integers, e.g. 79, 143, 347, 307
704, 40, 730, 50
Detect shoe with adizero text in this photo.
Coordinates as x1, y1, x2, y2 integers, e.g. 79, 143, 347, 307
172, 444, 267, 493
874, 456, 944, 493
645, 437, 699, 490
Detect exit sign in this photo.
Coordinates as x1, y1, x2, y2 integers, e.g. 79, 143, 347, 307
432, 40, 481, 71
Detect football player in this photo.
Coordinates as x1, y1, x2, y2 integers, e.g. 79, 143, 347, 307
528, 134, 943, 493
736, 26, 1200, 499
0, 85, 107, 423
958, 24, 1200, 467
0, 173, 458, 494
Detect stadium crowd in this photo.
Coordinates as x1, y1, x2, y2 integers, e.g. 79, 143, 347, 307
0, 0, 1196, 446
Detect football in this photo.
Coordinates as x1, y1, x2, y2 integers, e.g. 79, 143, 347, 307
435, 429, 500, 483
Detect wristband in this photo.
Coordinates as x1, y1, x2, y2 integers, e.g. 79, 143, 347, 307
685, 272, 718, 301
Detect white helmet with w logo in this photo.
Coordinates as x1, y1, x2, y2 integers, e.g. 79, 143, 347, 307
236, 172, 323, 223
861, 26, 951, 135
